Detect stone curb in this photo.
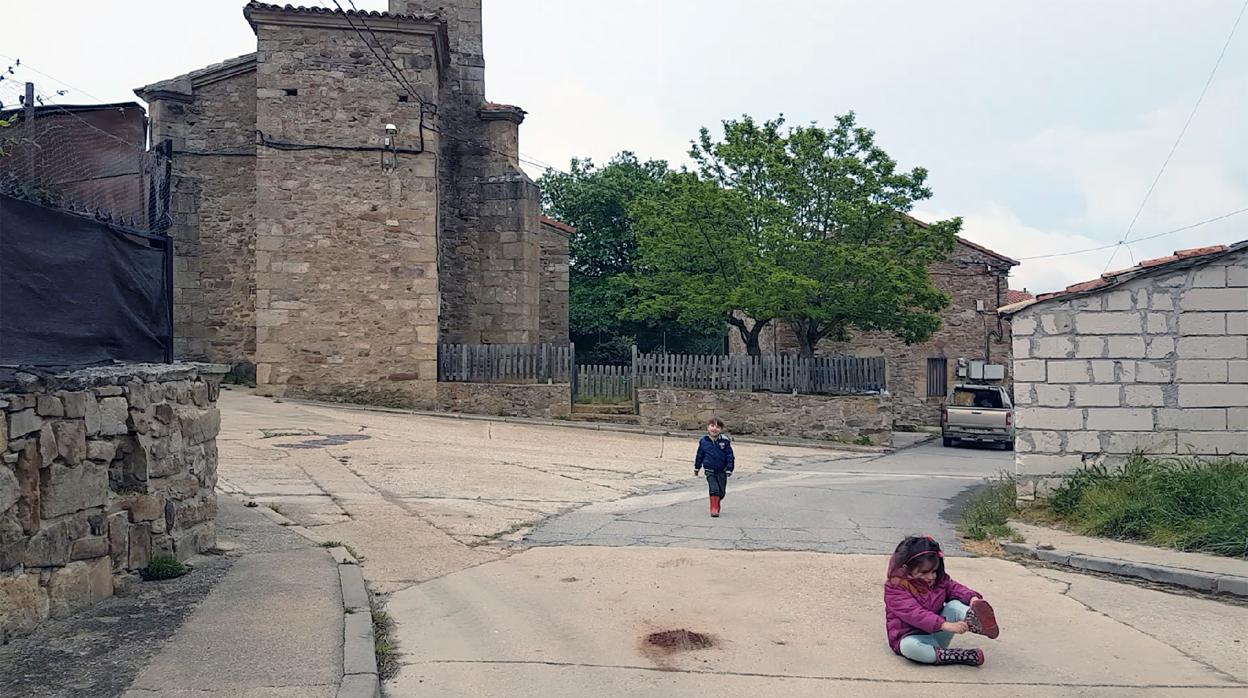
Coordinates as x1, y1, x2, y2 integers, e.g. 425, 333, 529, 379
221, 493, 379, 698
275, 395, 892, 454
1001, 542, 1248, 598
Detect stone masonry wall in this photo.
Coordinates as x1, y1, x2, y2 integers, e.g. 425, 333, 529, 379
539, 222, 570, 345
251, 15, 442, 406
1011, 249, 1248, 500
148, 71, 258, 371
436, 382, 571, 419
395, 0, 544, 345
734, 241, 1013, 428
637, 389, 893, 446
0, 363, 225, 644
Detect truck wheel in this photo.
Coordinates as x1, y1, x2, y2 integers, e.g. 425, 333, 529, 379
942, 437, 954, 448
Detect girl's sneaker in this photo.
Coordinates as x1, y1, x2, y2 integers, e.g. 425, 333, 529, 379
935, 647, 985, 666
966, 598, 999, 639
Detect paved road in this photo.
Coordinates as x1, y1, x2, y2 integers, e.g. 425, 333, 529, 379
526, 442, 1012, 554
208, 394, 1248, 696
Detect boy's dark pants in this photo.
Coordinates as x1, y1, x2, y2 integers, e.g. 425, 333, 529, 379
705, 471, 728, 499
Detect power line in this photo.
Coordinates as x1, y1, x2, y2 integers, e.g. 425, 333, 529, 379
341, 0, 429, 106
0, 54, 110, 103
323, 0, 428, 109
1103, 0, 1248, 272
1016, 205, 1248, 262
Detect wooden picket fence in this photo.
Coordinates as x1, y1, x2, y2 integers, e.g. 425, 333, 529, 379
438, 343, 886, 411
574, 364, 634, 404
635, 352, 886, 395
437, 343, 573, 383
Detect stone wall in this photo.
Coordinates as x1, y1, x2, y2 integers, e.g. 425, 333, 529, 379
436, 382, 571, 419
539, 220, 571, 345
0, 363, 225, 644
637, 389, 893, 446
1010, 248, 1248, 500
144, 61, 258, 371
732, 240, 1014, 428
249, 8, 443, 407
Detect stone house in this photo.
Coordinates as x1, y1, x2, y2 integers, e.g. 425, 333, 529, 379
733, 225, 1019, 427
133, 1, 569, 407
1001, 242, 1248, 499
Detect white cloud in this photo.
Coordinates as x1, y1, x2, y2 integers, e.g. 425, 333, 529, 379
1020, 78, 1248, 233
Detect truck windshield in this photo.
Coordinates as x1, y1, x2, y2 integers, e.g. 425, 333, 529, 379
951, 388, 1004, 409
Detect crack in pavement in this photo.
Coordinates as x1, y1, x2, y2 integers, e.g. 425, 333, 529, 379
1030, 568, 1246, 686
399, 659, 1243, 689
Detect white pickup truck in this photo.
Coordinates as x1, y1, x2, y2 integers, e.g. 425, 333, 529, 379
941, 384, 1014, 449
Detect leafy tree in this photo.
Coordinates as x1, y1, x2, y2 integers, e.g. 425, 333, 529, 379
629, 113, 959, 356
540, 153, 723, 362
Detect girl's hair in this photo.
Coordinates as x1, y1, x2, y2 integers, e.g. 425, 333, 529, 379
886, 536, 947, 591
708, 417, 725, 428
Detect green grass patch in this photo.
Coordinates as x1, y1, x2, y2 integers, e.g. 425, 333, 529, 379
959, 475, 1018, 541
1044, 456, 1248, 558
141, 554, 190, 581
371, 607, 400, 681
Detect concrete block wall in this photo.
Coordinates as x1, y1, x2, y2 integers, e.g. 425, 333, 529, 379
1011, 249, 1248, 497
0, 363, 225, 644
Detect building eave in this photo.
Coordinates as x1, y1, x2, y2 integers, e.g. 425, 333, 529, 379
1000, 240, 1248, 317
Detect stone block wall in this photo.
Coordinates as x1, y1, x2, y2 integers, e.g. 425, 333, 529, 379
734, 240, 1014, 428
637, 389, 893, 446
539, 220, 571, 345
436, 382, 571, 419
249, 10, 443, 406
1011, 249, 1248, 499
0, 363, 225, 644
147, 68, 258, 370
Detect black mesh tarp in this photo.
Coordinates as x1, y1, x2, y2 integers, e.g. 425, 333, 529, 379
0, 193, 171, 366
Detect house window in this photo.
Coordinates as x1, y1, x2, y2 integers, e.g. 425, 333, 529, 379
927, 357, 948, 397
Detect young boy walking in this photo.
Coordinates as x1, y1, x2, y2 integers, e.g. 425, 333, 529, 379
694, 417, 734, 517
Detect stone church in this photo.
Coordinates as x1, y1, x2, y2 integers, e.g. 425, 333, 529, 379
135, 1, 569, 407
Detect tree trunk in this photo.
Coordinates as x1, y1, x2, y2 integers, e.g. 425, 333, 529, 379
790, 319, 820, 358
728, 315, 769, 357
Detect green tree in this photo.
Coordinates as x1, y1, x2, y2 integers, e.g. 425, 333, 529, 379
540, 153, 724, 362
630, 113, 959, 356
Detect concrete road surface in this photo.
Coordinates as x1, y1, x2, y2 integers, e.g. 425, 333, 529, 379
215, 392, 1248, 697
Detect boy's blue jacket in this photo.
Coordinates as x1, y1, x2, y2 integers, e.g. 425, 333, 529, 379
695, 435, 735, 473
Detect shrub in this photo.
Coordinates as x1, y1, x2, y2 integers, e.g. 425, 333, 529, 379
141, 554, 190, 581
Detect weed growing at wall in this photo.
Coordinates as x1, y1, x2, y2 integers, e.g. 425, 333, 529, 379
141, 555, 190, 581
959, 475, 1019, 541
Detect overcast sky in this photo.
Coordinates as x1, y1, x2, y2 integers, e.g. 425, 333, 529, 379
5, 0, 1246, 292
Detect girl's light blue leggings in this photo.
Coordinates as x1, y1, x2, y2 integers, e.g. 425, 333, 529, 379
898, 600, 969, 664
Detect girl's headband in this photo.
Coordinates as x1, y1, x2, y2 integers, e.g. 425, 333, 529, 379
905, 538, 944, 565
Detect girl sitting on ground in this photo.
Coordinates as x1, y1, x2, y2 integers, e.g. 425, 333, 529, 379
884, 535, 1000, 666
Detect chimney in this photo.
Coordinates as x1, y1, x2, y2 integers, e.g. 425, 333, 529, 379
393, 0, 484, 102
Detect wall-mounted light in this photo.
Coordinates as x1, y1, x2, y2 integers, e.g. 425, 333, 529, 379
383, 124, 398, 170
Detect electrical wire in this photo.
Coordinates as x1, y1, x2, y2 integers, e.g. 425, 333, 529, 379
1016, 205, 1248, 261
1102, 0, 1248, 272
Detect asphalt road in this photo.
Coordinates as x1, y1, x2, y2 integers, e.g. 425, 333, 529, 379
525, 441, 1013, 555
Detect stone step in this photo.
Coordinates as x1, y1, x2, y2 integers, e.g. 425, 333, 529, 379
568, 412, 641, 425
572, 403, 634, 415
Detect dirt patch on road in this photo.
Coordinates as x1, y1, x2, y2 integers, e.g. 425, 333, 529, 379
644, 629, 715, 653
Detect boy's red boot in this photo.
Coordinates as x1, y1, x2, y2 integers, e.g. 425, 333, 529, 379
966, 598, 999, 639
934, 647, 984, 666
710, 496, 720, 517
